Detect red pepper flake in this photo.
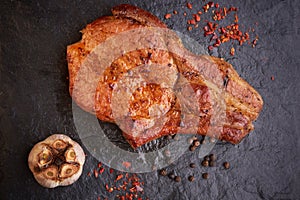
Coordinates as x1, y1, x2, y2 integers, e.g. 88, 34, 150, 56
87, 172, 91, 176
105, 184, 109, 190
208, 45, 214, 51
230, 47, 235, 56
194, 14, 201, 22
208, 2, 214, 8
203, 4, 210, 12
122, 161, 131, 169
187, 3, 193, 9
187, 26, 193, 31
183, 12, 187, 16
99, 167, 105, 174
164, 13, 172, 19
109, 168, 114, 174
173, 10, 178, 14
234, 13, 239, 23
108, 187, 114, 193
94, 169, 99, 178
271, 76, 275, 81
215, 3, 219, 8
190, 19, 196, 25
97, 162, 102, 168
115, 174, 123, 181
198, 11, 203, 15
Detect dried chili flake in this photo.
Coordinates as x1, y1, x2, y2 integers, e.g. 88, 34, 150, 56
271, 76, 275, 81
94, 169, 99, 178
164, 13, 172, 19
173, 10, 178, 14
115, 174, 123, 181
87, 172, 91, 176
230, 47, 235, 56
208, 2, 214, 8
109, 168, 114, 174
215, 3, 219, 8
187, 3, 193, 9
99, 167, 105, 174
122, 161, 131, 169
187, 26, 193, 31
97, 162, 102, 168
194, 14, 201, 22
203, 4, 210, 12
234, 13, 239, 23
208, 45, 214, 51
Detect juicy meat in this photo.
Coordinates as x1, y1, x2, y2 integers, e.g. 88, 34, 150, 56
67, 4, 263, 148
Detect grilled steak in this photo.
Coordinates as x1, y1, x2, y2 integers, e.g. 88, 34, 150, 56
67, 4, 263, 148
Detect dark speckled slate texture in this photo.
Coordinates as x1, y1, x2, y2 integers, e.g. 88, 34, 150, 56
0, 0, 299, 199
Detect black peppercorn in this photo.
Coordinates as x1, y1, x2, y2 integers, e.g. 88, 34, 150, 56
168, 172, 175, 179
188, 176, 194, 182
175, 176, 181, 182
202, 173, 209, 179
189, 145, 196, 151
159, 169, 167, 176
223, 162, 230, 169
201, 160, 209, 167
209, 154, 216, 161
193, 140, 200, 147
209, 160, 216, 167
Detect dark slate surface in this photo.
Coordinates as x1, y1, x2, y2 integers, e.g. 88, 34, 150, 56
0, 0, 299, 199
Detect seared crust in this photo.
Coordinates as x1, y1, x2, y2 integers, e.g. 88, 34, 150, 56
67, 4, 263, 148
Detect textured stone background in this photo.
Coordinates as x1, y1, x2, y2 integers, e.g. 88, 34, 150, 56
0, 0, 299, 199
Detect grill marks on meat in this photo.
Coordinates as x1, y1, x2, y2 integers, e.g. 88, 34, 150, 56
67, 4, 263, 148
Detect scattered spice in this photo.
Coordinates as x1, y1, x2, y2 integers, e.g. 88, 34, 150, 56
175, 176, 181, 182
193, 140, 200, 147
94, 169, 99, 178
202, 160, 209, 167
223, 162, 230, 169
209, 154, 216, 161
159, 169, 167, 176
164, 2, 258, 55
173, 10, 178, 15
271, 76, 275, 81
189, 163, 196, 168
188, 176, 195, 182
204, 155, 210, 161
189, 145, 197, 151
122, 161, 131, 169
230, 47, 235, 56
194, 14, 201, 22
202, 173, 209, 179
99, 167, 105, 174
164, 13, 172, 19
188, 138, 194, 144
168, 172, 175, 179
115, 174, 123, 181
209, 160, 216, 167
187, 3, 193, 9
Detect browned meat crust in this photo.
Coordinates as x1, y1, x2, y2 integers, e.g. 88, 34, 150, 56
67, 4, 263, 148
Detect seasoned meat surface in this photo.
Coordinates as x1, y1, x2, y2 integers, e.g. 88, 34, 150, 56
67, 4, 263, 148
